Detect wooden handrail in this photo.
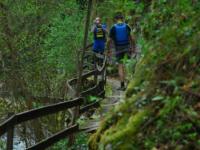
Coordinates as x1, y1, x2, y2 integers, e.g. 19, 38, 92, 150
80, 101, 100, 114
67, 67, 106, 93
67, 70, 96, 86
26, 124, 79, 150
0, 98, 83, 136
81, 83, 100, 97
0, 43, 107, 150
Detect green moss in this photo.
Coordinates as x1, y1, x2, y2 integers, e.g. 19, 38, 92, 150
100, 109, 150, 148
126, 56, 155, 98
89, 106, 152, 150
89, 0, 200, 149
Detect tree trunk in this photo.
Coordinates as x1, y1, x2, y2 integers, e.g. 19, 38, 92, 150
68, 0, 93, 147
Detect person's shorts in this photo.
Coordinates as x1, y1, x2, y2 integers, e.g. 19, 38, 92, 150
93, 40, 105, 53
115, 45, 131, 64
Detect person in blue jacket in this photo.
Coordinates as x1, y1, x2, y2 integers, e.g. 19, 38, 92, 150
91, 17, 107, 53
108, 13, 135, 90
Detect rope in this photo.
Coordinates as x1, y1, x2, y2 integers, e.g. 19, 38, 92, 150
94, 53, 107, 72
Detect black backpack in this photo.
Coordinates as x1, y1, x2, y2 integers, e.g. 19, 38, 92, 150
94, 25, 106, 41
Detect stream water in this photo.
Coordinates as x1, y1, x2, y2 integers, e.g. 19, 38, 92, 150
1, 133, 26, 150
13, 137, 26, 150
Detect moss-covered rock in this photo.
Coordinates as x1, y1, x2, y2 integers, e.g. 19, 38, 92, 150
89, 0, 200, 149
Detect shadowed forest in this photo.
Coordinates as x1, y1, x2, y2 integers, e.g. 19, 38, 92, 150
0, 0, 200, 150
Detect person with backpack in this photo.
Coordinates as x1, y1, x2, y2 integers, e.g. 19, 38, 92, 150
91, 17, 107, 53
91, 17, 107, 67
107, 13, 135, 90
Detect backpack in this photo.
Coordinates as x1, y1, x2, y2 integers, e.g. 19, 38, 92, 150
94, 25, 106, 41
114, 23, 129, 45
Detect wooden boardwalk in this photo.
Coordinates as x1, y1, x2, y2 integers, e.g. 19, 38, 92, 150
80, 78, 125, 132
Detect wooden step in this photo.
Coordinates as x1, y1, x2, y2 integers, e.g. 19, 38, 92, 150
101, 95, 122, 105
100, 103, 118, 115
80, 120, 100, 133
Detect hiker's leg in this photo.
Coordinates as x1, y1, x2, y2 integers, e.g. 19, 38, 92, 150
118, 63, 125, 87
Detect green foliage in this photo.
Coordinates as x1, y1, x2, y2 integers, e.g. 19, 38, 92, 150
89, 0, 200, 149
95, 0, 138, 26
0, 0, 86, 99
51, 133, 88, 150
0, 140, 6, 150
1, 0, 200, 149
88, 95, 98, 103
0, 0, 87, 148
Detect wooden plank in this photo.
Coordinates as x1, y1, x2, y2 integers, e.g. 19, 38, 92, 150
80, 120, 100, 133
0, 98, 83, 136
97, 90, 105, 98
80, 101, 100, 114
67, 70, 96, 90
32, 96, 64, 101
26, 125, 79, 150
81, 84, 99, 97
84, 127, 98, 133
82, 70, 96, 79
67, 68, 105, 95
100, 104, 116, 114
6, 126, 14, 150
81, 81, 105, 98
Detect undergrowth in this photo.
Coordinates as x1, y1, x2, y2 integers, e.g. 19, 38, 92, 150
88, 0, 200, 149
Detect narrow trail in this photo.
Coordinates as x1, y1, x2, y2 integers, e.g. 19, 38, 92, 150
80, 77, 125, 132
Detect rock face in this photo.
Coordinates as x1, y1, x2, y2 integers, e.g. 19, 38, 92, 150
89, 1, 200, 149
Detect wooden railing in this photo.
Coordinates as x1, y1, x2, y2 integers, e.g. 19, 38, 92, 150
0, 98, 83, 137
0, 98, 83, 150
0, 44, 107, 150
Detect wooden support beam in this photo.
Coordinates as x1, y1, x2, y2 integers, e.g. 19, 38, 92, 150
69, 0, 93, 146
6, 112, 14, 150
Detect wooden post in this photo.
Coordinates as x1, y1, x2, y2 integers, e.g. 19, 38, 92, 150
76, 0, 93, 98
94, 60, 98, 85
68, 0, 93, 146
6, 112, 14, 150
74, 0, 93, 121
